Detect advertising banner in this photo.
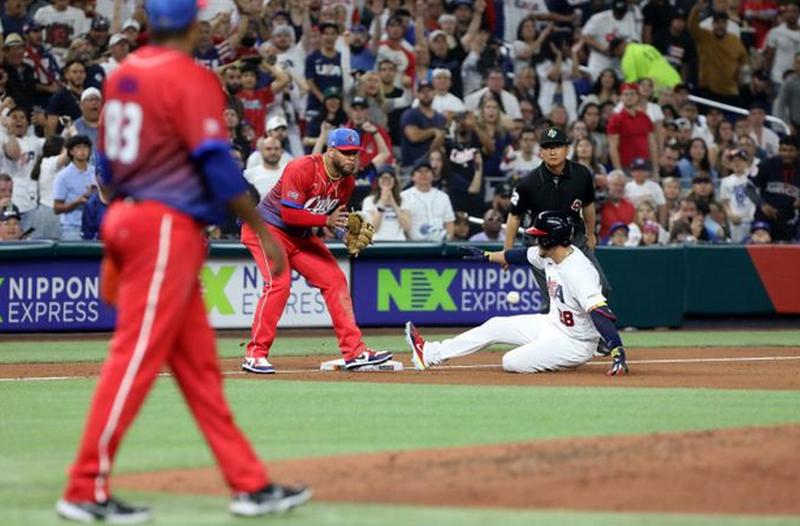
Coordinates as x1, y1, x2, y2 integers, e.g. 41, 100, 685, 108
0, 259, 116, 332
202, 258, 351, 328
352, 260, 544, 326
0, 258, 350, 332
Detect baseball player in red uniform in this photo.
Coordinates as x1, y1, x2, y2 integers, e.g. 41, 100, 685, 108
241, 127, 392, 373
56, 1, 310, 523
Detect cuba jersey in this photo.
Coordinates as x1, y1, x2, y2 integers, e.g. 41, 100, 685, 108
99, 46, 235, 223
258, 154, 354, 237
526, 246, 605, 341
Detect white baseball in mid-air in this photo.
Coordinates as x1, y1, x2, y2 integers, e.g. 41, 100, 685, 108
507, 291, 520, 304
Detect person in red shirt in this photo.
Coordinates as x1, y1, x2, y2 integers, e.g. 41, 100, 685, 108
345, 95, 394, 167
55, 1, 310, 523
235, 53, 289, 138
607, 82, 659, 173
599, 170, 636, 240
241, 127, 393, 374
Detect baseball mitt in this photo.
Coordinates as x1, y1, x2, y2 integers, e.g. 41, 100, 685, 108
346, 211, 374, 256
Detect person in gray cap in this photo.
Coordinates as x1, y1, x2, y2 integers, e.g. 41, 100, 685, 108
504, 127, 612, 318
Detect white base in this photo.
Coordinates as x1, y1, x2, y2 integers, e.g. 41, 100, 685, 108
320, 358, 404, 372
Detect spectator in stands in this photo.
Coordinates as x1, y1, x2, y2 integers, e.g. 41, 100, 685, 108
304, 87, 347, 151
475, 94, 513, 181
600, 170, 636, 240
627, 200, 670, 245
607, 221, 630, 246
652, 7, 697, 84
26, 135, 66, 240
688, 174, 716, 207
305, 22, 344, 120
245, 116, 294, 169
400, 79, 446, 175
659, 144, 683, 180
589, 68, 621, 107
3, 33, 37, 115
46, 59, 87, 136
511, 16, 550, 75
610, 38, 682, 91
625, 158, 667, 218
66, 88, 101, 156
101, 33, 130, 76
348, 24, 376, 73
469, 209, 504, 242
22, 21, 60, 109
362, 165, 411, 241
679, 138, 718, 189
236, 55, 289, 140
377, 14, 416, 84
0, 206, 23, 241
33, 0, 89, 55
689, 1, 748, 106
342, 101, 393, 206
608, 83, 659, 172
80, 178, 107, 241
535, 38, 581, 122
2, 0, 28, 37
53, 135, 95, 241
444, 112, 485, 218
765, 3, 800, 91
376, 58, 412, 148
0, 173, 13, 210
661, 176, 682, 223
639, 221, 662, 246
741, 0, 780, 48
244, 136, 286, 200
571, 137, 607, 181
581, 0, 640, 80
464, 68, 522, 120
2, 106, 44, 230
429, 148, 449, 191
748, 104, 780, 156
501, 126, 541, 176
746, 220, 773, 244
705, 199, 729, 241
720, 148, 757, 242
713, 120, 737, 168
452, 211, 472, 241
776, 53, 800, 134
401, 157, 455, 241
429, 68, 465, 123
490, 181, 515, 220
745, 136, 800, 242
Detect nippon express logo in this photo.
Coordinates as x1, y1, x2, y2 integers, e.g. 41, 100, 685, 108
0, 275, 102, 324
376, 267, 544, 313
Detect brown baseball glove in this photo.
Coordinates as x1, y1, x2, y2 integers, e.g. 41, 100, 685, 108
346, 211, 375, 256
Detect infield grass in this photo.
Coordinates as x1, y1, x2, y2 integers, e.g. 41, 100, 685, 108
1, 376, 799, 525
0, 329, 798, 364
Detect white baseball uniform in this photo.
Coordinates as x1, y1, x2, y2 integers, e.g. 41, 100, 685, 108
422, 246, 605, 373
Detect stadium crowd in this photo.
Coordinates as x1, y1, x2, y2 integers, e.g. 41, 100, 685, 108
0, 0, 799, 245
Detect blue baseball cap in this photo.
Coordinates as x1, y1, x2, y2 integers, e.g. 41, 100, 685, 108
327, 127, 361, 151
146, 0, 204, 32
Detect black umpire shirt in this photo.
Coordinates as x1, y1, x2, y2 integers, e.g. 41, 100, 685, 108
510, 159, 595, 244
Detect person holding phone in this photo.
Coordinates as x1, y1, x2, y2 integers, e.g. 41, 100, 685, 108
52, 134, 95, 240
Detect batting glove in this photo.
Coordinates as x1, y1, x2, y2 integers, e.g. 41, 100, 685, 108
606, 346, 629, 376
459, 246, 490, 261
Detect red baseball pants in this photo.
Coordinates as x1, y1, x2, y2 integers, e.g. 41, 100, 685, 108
64, 201, 268, 503
241, 222, 365, 361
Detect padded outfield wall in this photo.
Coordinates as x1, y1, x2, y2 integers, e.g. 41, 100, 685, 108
0, 242, 798, 332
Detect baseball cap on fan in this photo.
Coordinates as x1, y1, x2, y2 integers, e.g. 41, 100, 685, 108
327, 128, 362, 151
146, 0, 207, 32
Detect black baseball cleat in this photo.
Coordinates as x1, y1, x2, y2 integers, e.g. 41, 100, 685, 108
56, 496, 152, 524
230, 483, 312, 516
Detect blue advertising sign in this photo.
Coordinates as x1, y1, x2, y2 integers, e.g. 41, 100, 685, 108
0, 259, 116, 332
352, 260, 545, 326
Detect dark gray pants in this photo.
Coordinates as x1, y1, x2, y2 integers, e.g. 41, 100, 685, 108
532, 241, 611, 314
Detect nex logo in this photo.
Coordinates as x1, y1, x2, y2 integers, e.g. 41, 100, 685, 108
200, 266, 235, 315
377, 269, 457, 312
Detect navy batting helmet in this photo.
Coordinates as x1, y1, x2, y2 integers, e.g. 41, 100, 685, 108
526, 211, 574, 248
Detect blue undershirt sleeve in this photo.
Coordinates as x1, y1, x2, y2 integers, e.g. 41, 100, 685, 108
589, 306, 623, 350
192, 140, 249, 205
504, 248, 529, 266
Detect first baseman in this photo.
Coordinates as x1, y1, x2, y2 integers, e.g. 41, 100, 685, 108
56, 1, 310, 523
406, 210, 629, 375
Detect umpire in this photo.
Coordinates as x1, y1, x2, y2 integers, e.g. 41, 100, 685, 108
503, 127, 611, 312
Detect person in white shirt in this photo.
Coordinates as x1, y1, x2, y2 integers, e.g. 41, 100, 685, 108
361, 165, 411, 241
463, 68, 522, 120
30, 135, 68, 239
1, 107, 45, 231
101, 34, 130, 76
400, 157, 455, 241
748, 105, 780, 156
405, 210, 629, 376
33, 0, 89, 52
624, 157, 666, 217
429, 68, 465, 121
718, 148, 757, 242
581, 0, 641, 80
500, 127, 541, 175
244, 137, 287, 199
765, 3, 800, 87
246, 116, 294, 169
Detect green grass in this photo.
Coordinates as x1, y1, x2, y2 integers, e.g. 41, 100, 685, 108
1, 378, 799, 525
1, 329, 799, 364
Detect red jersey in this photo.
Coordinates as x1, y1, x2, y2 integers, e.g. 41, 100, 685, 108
606, 109, 654, 170
99, 46, 232, 223
599, 198, 636, 239
257, 154, 354, 237
236, 87, 274, 138
343, 122, 395, 167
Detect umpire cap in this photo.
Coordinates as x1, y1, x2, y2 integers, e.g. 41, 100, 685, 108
525, 211, 574, 248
